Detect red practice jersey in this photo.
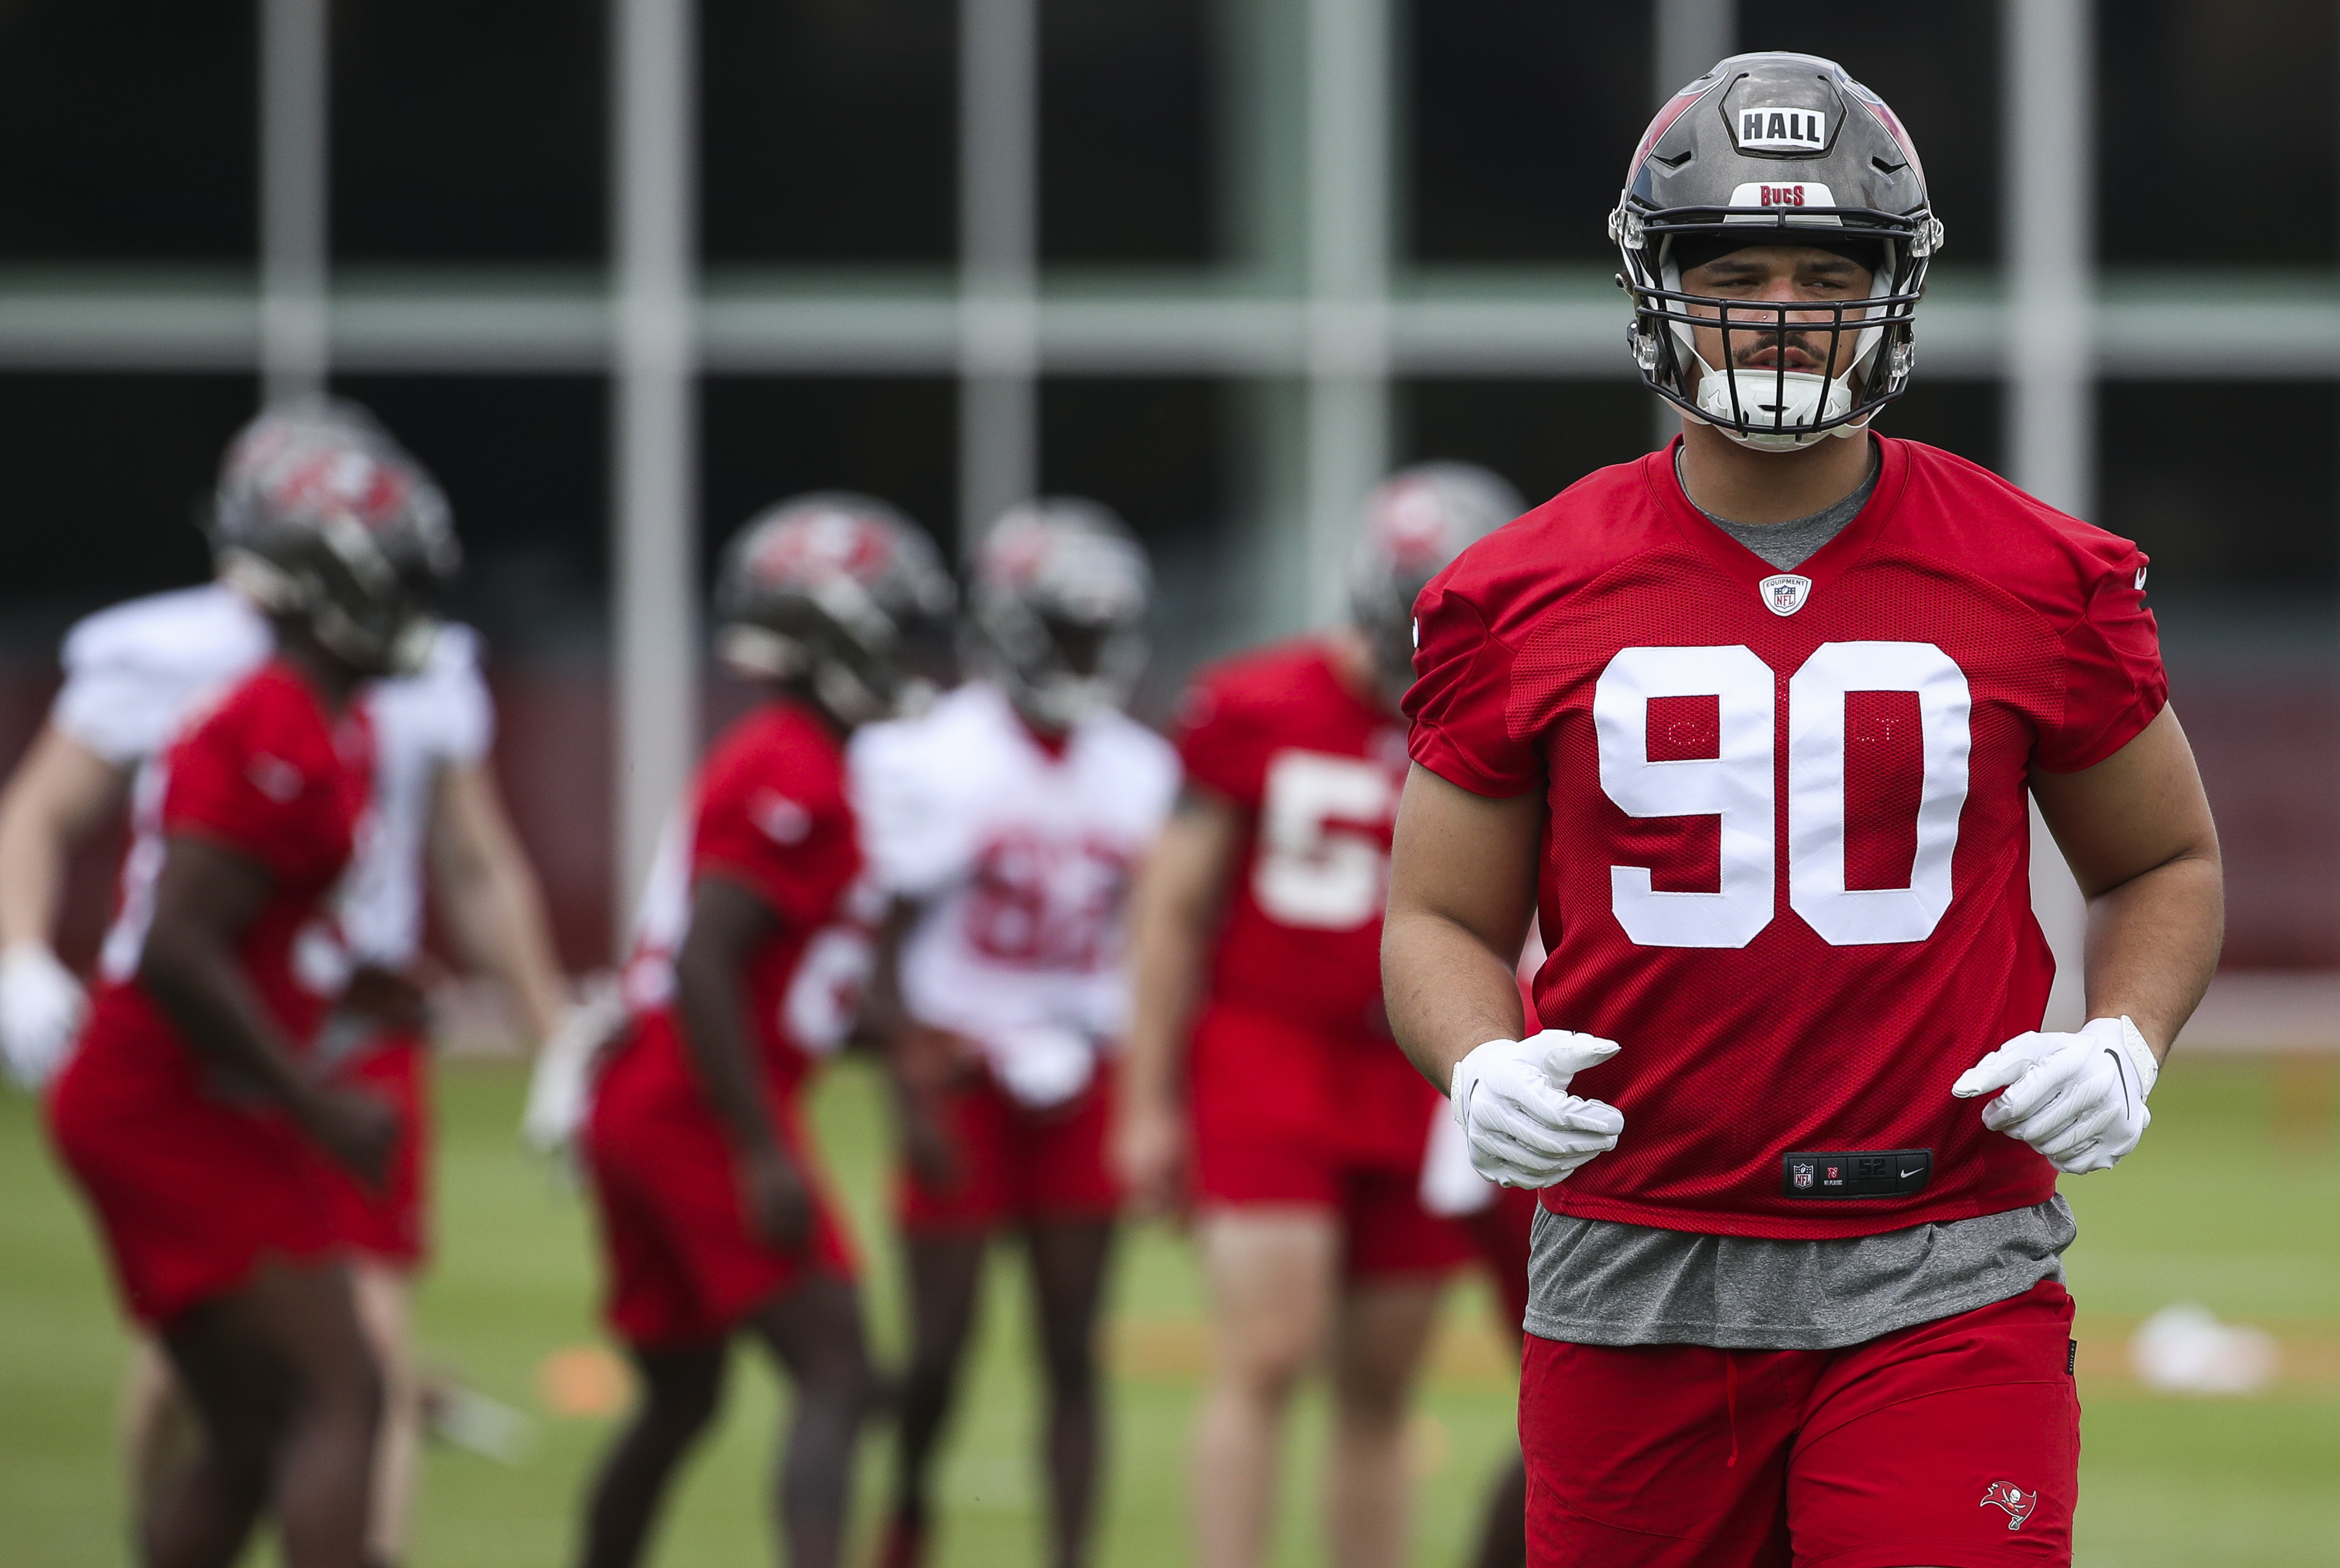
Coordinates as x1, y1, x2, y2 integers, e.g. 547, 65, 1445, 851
618, 698, 865, 1102
1175, 640, 1412, 1039
1407, 438, 2166, 1238
80, 658, 374, 1073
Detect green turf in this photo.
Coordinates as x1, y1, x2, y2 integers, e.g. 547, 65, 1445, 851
2, 1053, 2334, 1566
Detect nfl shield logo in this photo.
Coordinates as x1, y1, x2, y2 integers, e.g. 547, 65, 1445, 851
1791, 1162, 1814, 1189
1759, 573, 1811, 616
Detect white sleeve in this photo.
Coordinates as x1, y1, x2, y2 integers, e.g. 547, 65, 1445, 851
424, 626, 495, 764
51, 588, 269, 766
847, 724, 961, 899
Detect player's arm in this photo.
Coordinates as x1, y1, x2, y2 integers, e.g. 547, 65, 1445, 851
1955, 705, 2222, 1173
425, 758, 570, 1044
0, 726, 132, 1085
1385, 764, 1622, 1188
139, 836, 396, 1179
863, 895, 966, 1186
672, 872, 811, 1250
1114, 783, 1240, 1214
2030, 705, 2222, 1055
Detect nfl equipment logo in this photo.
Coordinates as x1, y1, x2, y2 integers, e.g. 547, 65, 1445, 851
1979, 1481, 2039, 1530
1759, 573, 1811, 616
1791, 1161, 1814, 1190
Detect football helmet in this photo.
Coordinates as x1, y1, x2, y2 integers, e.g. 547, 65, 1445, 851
210, 399, 461, 676
713, 492, 957, 724
1611, 52, 1944, 450
1349, 463, 1523, 702
966, 498, 1151, 730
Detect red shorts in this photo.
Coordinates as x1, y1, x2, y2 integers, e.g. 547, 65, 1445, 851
584, 1026, 857, 1347
1521, 1281, 2081, 1568
1189, 1004, 1474, 1278
1464, 1185, 1539, 1335
47, 1023, 343, 1327
898, 1058, 1120, 1233
318, 1031, 430, 1268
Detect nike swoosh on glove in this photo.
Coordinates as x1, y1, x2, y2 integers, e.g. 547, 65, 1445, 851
1, 942, 86, 1092
1952, 1015, 2158, 1175
1449, 1030, 1625, 1189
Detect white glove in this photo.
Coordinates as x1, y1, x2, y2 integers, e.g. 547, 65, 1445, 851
522, 986, 628, 1154
1953, 1015, 2158, 1175
1, 942, 86, 1092
984, 1023, 1097, 1110
1449, 1030, 1625, 1189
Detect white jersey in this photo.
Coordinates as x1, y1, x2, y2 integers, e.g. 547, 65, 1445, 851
849, 681, 1178, 1097
55, 583, 495, 978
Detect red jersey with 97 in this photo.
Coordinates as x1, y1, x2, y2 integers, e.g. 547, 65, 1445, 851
1406, 438, 2166, 1239
621, 699, 864, 1101
1175, 640, 1411, 1038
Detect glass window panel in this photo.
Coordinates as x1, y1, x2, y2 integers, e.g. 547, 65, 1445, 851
332, 0, 606, 264
1398, 380, 1656, 504
1407, 2, 1650, 264
2098, 0, 2336, 266
0, 1, 254, 262
701, 0, 957, 264
1041, 0, 1215, 263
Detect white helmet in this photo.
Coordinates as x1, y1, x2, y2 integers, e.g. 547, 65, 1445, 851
966, 498, 1152, 730
1349, 464, 1523, 701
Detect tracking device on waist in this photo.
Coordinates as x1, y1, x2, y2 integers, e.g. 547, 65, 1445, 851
1781, 1149, 1931, 1199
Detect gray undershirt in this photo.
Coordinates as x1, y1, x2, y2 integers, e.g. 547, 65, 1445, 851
1679, 444, 1879, 572
1525, 445, 2067, 1352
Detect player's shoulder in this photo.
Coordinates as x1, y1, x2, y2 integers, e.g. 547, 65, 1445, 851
851, 681, 1011, 777
61, 582, 268, 678
1881, 439, 2147, 614
1426, 456, 1676, 622
704, 698, 849, 803
186, 659, 329, 762
1183, 636, 1342, 717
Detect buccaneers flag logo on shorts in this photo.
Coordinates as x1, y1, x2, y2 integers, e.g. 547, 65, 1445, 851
1979, 1481, 2039, 1530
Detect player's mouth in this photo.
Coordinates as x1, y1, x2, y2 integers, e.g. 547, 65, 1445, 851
1734, 342, 1823, 373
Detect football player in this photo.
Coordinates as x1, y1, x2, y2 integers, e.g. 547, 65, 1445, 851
855, 499, 1178, 1568
0, 403, 572, 1568
1383, 53, 2221, 1567
575, 495, 955, 1568
41, 407, 463, 1568
1117, 464, 1521, 1568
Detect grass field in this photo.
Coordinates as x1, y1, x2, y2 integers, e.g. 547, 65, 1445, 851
3, 1053, 2336, 1567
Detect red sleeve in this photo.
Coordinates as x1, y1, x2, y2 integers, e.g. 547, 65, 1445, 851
2036, 542, 2168, 773
1403, 578, 1541, 797
691, 751, 854, 929
1172, 673, 1266, 810
161, 695, 319, 881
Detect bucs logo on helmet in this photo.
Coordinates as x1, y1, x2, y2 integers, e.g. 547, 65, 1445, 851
1979, 1481, 2039, 1530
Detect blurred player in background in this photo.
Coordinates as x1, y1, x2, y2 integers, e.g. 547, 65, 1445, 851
0, 404, 571, 1568
855, 501, 1177, 1568
1385, 53, 2221, 1567
33, 407, 462, 1567
1116, 465, 1520, 1568
575, 495, 955, 1568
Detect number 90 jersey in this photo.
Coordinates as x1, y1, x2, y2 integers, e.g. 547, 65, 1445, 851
1407, 438, 2167, 1238
1175, 640, 1414, 1040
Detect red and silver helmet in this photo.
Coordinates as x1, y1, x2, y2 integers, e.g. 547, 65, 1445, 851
1349, 463, 1523, 701
1611, 52, 1944, 450
714, 492, 957, 723
210, 399, 461, 676
967, 498, 1151, 730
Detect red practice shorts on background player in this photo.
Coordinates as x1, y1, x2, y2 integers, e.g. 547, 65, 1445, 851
586, 1021, 857, 1347
1520, 1280, 2081, 1568
1189, 1004, 1474, 1279
898, 1058, 1120, 1233
47, 1036, 344, 1327
1465, 1185, 1539, 1333
319, 1032, 430, 1268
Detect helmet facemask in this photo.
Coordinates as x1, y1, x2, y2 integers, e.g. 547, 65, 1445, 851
966, 501, 1152, 732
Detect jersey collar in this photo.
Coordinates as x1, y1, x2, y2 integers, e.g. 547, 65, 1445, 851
1642, 433, 1910, 602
